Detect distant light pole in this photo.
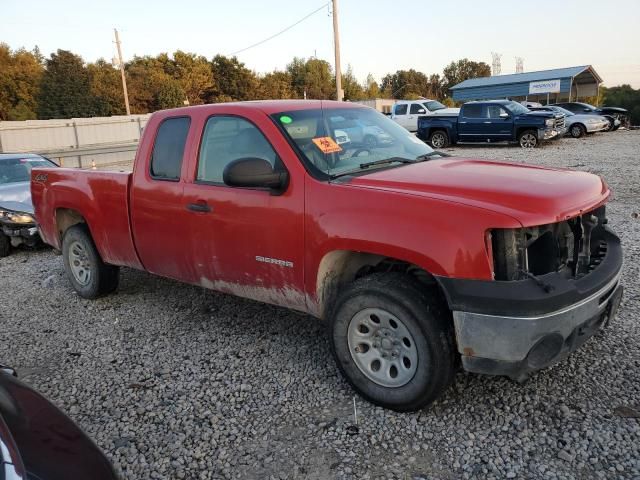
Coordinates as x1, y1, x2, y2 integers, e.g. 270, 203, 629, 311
332, 0, 343, 101
113, 29, 131, 115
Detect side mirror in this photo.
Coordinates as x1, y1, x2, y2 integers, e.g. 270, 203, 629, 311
499, 112, 510, 119
584, 108, 591, 112
223, 157, 288, 193
417, 109, 426, 114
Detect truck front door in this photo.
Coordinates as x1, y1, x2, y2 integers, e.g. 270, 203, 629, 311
182, 111, 307, 311
484, 105, 514, 141
406, 103, 427, 132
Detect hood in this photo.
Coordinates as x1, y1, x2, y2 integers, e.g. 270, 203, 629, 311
0, 181, 33, 214
521, 110, 557, 119
346, 158, 608, 226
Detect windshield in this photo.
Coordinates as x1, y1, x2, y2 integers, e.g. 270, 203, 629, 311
271, 107, 440, 177
505, 101, 530, 115
423, 100, 446, 112
0, 156, 56, 185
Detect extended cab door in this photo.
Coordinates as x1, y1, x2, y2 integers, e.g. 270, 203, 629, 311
391, 104, 409, 130
457, 103, 485, 141
130, 115, 198, 283
181, 110, 306, 311
406, 102, 427, 132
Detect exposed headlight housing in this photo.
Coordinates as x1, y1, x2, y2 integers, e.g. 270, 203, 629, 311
545, 118, 555, 127
0, 209, 35, 224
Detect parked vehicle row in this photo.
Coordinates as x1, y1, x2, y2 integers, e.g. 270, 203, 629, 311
416, 99, 566, 148
530, 105, 609, 138
390, 99, 459, 132
28, 99, 623, 412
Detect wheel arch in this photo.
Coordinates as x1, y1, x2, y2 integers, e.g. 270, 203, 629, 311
314, 249, 445, 319
55, 207, 88, 245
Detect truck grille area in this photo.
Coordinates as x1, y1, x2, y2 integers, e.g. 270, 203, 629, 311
491, 206, 607, 281
555, 116, 565, 130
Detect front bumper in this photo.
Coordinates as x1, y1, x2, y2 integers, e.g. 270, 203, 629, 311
538, 127, 560, 140
436, 228, 623, 381
585, 121, 609, 133
0, 223, 39, 245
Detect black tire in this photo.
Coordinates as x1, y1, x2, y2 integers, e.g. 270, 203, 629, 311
428, 130, 449, 149
62, 225, 119, 299
329, 273, 456, 411
518, 129, 538, 148
612, 123, 620, 131
0, 233, 10, 258
570, 123, 586, 138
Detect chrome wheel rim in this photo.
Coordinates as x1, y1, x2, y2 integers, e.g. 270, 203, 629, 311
431, 133, 445, 148
520, 133, 537, 148
69, 241, 91, 286
347, 308, 418, 388
571, 126, 582, 137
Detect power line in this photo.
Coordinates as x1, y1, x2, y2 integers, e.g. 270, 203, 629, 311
229, 2, 330, 56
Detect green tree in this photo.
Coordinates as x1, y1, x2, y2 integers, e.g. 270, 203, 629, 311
381, 69, 431, 99
156, 80, 186, 109
286, 57, 307, 98
601, 84, 640, 124
0, 44, 43, 120
171, 51, 215, 105
126, 55, 173, 113
87, 59, 126, 116
286, 56, 334, 99
209, 55, 258, 102
341, 65, 364, 101
37, 49, 96, 119
364, 73, 381, 99
441, 58, 491, 94
257, 71, 294, 99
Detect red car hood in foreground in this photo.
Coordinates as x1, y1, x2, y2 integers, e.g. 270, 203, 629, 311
346, 158, 609, 226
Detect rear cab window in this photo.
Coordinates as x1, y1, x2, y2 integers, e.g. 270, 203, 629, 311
394, 104, 408, 115
461, 104, 483, 118
150, 117, 191, 181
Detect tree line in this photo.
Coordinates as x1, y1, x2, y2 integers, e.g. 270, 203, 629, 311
0, 44, 495, 120
2, 44, 638, 123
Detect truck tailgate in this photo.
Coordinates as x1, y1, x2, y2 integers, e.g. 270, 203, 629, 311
31, 168, 142, 269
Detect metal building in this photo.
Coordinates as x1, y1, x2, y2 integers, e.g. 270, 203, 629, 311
450, 65, 603, 104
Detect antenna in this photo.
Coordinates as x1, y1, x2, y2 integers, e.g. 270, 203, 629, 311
515, 57, 524, 74
491, 52, 502, 76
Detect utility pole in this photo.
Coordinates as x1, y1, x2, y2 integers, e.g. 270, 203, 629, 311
114, 29, 131, 115
332, 0, 343, 101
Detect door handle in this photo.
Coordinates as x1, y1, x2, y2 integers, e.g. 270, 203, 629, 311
459, 121, 467, 124
483, 121, 492, 124
186, 202, 212, 213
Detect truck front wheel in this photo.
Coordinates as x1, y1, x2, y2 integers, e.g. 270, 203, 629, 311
518, 130, 538, 148
329, 273, 456, 411
62, 225, 119, 299
428, 130, 449, 149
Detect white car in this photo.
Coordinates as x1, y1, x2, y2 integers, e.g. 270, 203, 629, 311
391, 100, 460, 132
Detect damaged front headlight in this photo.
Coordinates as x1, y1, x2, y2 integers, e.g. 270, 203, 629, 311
0, 209, 35, 225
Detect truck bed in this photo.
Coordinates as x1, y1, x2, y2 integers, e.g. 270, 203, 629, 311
31, 168, 142, 269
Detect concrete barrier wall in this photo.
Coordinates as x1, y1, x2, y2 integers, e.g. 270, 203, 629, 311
0, 115, 151, 169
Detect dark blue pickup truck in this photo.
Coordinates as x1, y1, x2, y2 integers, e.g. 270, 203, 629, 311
417, 100, 566, 148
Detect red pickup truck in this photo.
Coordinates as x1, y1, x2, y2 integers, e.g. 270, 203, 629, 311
31, 100, 623, 411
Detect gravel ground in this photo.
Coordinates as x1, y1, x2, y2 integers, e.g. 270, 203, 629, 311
1, 130, 639, 480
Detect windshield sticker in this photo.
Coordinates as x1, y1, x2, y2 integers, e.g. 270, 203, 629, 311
312, 137, 343, 154
279, 115, 293, 124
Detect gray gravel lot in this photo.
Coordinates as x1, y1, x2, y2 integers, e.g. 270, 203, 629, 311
1, 130, 639, 480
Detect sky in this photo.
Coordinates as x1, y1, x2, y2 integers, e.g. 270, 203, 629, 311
2, 0, 639, 88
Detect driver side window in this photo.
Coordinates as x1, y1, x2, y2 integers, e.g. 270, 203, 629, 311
197, 116, 277, 184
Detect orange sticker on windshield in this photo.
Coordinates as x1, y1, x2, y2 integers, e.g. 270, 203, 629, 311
312, 136, 343, 154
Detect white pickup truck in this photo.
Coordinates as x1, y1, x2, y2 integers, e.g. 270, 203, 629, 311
391, 100, 460, 132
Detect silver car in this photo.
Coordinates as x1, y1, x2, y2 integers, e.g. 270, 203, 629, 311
0, 153, 57, 256
532, 105, 609, 138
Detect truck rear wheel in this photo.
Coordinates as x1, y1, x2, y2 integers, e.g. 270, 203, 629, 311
0, 233, 11, 258
329, 273, 456, 411
518, 130, 538, 148
62, 225, 119, 299
428, 130, 449, 149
